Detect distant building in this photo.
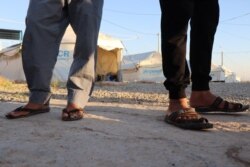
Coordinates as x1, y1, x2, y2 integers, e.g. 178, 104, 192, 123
210, 65, 241, 83
0, 28, 22, 51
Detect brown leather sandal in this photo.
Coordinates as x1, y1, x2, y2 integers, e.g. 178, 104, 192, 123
5, 106, 50, 119
62, 108, 85, 121
194, 97, 249, 113
164, 108, 213, 130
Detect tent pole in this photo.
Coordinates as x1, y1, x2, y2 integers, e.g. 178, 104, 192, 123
221, 51, 223, 66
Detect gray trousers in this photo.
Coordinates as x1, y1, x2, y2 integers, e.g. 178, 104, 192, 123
22, 0, 103, 108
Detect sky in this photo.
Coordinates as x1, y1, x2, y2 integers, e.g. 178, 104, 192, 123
0, 0, 250, 81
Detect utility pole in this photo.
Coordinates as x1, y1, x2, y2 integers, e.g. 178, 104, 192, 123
221, 51, 224, 66
157, 33, 161, 53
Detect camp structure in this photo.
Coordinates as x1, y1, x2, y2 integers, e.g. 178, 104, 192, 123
97, 33, 124, 81
210, 64, 240, 83
121, 51, 165, 83
58, 26, 124, 82
186, 61, 241, 83
0, 26, 124, 82
0, 43, 24, 81
0, 29, 23, 81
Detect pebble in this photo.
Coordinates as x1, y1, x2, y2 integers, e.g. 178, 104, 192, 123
0, 82, 249, 106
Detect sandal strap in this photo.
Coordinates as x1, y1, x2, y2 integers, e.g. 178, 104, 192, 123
168, 110, 183, 121
211, 97, 223, 108
221, 99, 245, 110
12, 106, 49, 112
62, 108, 84, 120
213, 97, 246, 111
12, 106, 26, 112
199, 117, 209, 123
223, 101, 229, 110
6, 106, 50, 119
168, 109, 207, 123
233, 103, 242, 110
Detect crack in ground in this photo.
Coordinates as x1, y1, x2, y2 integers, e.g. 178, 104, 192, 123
226, 146, 250, 167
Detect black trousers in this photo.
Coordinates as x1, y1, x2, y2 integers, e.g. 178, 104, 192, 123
160, 0, 219, 99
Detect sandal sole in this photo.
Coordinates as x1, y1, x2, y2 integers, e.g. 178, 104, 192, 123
5, 108, 50, 119
165, 118, 213, 130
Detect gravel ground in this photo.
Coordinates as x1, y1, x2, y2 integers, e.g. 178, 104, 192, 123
0, 81, 249, 167
0, 81, 249, 107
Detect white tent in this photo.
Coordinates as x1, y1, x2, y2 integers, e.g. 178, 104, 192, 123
0, 43, 24, 81
0, 26, 124, 82
187, 61, 240, 83
121, 51, 165, 83
210, 65, 240, 83
53, 26, 124, 81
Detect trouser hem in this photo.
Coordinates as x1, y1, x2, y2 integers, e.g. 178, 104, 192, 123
29, 91, 51, 105
169, 88, 186, 99
192, 82, 210, 91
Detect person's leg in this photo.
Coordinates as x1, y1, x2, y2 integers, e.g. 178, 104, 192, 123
190, 0, 219, 92
160, 0, 193, 111
160, 0, 213, 129
61, 0, 103, 121
189, 0, 220, 106
189, 0, 248, 112
6, 0, 69, 118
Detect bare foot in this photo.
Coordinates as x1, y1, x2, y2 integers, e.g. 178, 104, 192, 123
190, 90, 240, 110
6, 103, 48, 117
190, 91, 217, 107
167, 98, 191, 115
6, 102, 50, 119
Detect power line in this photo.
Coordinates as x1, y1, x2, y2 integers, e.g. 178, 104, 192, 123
0, 18, 24, 24
213, 50, 250, 54
220, 12, 250, 23
220, 23, 250, 26
102, 19, 158, 36
104, 8, 160, 16
219, 30, 250, 41
0, 16, 158, 36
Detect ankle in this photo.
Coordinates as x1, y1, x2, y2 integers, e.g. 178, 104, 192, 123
190, 91, 217, 106
191, 90, 211, 97
66, 103, 81, 111
25, 102, 46, 109
168, 98, 190, 111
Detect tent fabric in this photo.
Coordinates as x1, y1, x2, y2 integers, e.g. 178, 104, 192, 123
0, 43, 24, 81
96, 48, 120, 75
122, 51, 162, 69
0, 43, 21, 58
0, 26, 124, 82
60, 26, 124, 79
61, 26, 124, 51
98, 33, 124, 51
121, 51, 241, 83
121, 51, 165, 83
